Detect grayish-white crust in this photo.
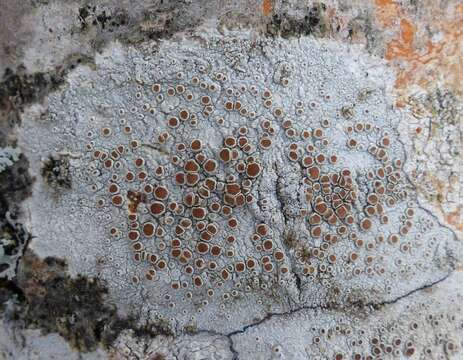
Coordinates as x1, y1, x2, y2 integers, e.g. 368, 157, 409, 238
0, 313, 108, 360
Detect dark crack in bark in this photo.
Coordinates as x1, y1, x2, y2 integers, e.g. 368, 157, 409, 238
197, 269, 454, 359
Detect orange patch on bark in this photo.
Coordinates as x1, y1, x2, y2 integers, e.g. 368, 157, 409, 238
385, 19, 416, 60
446, 208, 463, 232
375, 0, 402, 27
263, 0, 272, 17
376, 2, 463, 104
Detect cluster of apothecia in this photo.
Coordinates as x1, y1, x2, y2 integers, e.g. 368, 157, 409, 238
74, 38, 454, 330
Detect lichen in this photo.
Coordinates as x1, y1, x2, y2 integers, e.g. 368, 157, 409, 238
266, 3, 329, 38
0, 66, 64, 113
0, 153, 33, 281
15, 28, 462, 359
0, 147, 20, 173
8, 252, 167, 352
41, 154, 72, 189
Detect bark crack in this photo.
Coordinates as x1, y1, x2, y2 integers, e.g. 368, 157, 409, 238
198, 270, 454, 359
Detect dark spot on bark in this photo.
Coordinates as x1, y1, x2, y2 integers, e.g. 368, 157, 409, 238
5, 252, 171, 352
78, 6, 90, 30
0, 155, 33, 215
150, 353, 167, 360
0, 66, 64, 113
0, 154, 33, 274
41, 154, 72, 189
294, 272, 302, 292
96, 10, 111, 30
266, 4, 327, 38
0, 54, 92, 118
0, 277, 25, 307
78, 5, 129, 34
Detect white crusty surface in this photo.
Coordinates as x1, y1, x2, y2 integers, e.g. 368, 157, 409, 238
14, 30, 462, 359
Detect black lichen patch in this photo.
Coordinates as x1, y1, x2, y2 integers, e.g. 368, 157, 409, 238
41, 154, 72, 189
0, 154, 33, 276
0, 155, 33, 217
4, 252, 171, 352
0, 53, 94, 118
75, 3, 201, 49
78, 5, 91, 30
139, 8, 179, 40
16, 253, 119, 351
0, 213, 30, 274
78, 4, 129, 32
0, 66, 64, 114
266, 4, 328, 38
346, 14, 384, 56
135, 5, 201, 44
0, 277, 24, 307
